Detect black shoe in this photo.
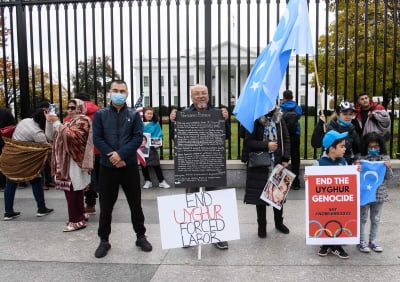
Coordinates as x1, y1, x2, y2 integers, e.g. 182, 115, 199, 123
258, 225, 267, 238
318, 245, 330, 257
95, 240, 111, 258
331, 246, 349, 259
292, 186, 300, 190
275, 223, 290, 234
4, 211, 21, 221
213, 241, 229, 249
36, 207, 54, 217
136, 235, 152, 252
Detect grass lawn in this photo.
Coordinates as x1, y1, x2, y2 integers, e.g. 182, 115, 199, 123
160, 116, 400, 160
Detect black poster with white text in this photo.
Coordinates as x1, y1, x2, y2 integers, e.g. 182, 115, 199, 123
174, 110, 226, 187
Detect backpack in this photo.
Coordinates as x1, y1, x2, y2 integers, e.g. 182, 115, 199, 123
282, 109, 299, 135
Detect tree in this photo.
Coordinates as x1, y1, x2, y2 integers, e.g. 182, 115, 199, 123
72, 56, 121, 107
305, 1, 400, 107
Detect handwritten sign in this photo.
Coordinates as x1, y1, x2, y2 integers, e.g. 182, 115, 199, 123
174, 110, 226, 187
305, 166, 359, 245
157, 189, 240, 249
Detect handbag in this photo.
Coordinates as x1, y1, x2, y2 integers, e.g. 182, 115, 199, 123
0, 125, 16, 138
248, 151, 271, 168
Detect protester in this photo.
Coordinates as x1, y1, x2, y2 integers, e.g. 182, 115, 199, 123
64, 92, 100, 215
280, 89, 302, 190
169, 84, 230, 249
93, 80, 152, 258
358, 132, 392, 253
312, 130, 352, 259
311, 101, 360, 164
141, 107, 170, 189
49, 99, 93, 232
0, 107, 16, 192
242, 106, 291, 238
1, 109, 54, 220
352, 93, 390, 140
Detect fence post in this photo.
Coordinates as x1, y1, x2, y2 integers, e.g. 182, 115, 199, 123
15, 0, 30, 118
204, 0, 212, 95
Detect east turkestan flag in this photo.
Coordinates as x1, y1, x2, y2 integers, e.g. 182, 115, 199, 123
233, 0, 314, 133
360, 160, 386, 206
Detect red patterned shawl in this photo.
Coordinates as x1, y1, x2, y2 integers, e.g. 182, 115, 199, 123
52, 99, 94, 191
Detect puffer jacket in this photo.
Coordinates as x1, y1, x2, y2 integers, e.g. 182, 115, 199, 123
311, 118, 361, 164
93, 104, 143, 167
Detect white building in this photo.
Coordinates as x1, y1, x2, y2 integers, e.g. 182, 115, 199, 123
133, 42, 328, 110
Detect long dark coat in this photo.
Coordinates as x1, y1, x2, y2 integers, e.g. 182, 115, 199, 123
243, 114, 291, 205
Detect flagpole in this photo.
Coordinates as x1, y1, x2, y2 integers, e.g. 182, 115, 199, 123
313, 58, 326, 133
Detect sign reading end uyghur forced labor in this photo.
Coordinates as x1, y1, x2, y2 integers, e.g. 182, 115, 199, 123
157, 189, 240, 249
305, 166, 359, 245
174, 110, 226, 187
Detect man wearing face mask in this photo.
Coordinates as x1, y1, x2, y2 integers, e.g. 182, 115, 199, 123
92, 80, 152, 258
311, 101, 361, 164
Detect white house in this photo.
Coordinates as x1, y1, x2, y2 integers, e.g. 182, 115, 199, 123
133, 42, 327, 110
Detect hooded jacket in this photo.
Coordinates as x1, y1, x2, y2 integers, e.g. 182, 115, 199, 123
280, 100, 302, 135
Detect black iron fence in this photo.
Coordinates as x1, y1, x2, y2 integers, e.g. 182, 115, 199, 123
0, 0, 399, 159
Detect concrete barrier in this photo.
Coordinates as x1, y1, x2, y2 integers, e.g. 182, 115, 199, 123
141, 159, 400, 188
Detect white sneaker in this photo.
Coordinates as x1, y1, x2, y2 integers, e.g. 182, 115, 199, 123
159, 180, 170, 189
143, 181, 152, 189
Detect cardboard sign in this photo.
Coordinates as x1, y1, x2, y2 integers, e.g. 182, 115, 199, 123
157, 189, 240, 249
305, 166, 360, 245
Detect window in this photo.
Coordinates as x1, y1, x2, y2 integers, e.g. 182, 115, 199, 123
301, 74, 306, 86
160, 76, 164, 87
173, 75, 177, 87
144, 76, 149, 87
161, 96, 165, 105
174, 96, 178, 105
144, 96, 150, 106
189, 75, 194, 86
300, 95, 305, 106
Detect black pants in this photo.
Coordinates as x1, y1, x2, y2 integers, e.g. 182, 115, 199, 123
97, 164, 146, 241
256, 204, 284, 225
141, 165, 164, 182
85, 154, 100, 206
289, 134, 301, 187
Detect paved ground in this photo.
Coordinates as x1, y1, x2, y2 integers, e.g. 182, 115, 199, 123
0, 183, 399, 282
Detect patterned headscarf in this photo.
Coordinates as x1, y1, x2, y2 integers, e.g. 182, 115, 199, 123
70, 98, 87, 116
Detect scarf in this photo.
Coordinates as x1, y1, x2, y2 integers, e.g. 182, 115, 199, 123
52, 99, 94, 191
143, 121, 163, 138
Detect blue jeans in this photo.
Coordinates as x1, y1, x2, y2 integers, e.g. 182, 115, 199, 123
4, 177, 46, 213
360, 202, 384, 243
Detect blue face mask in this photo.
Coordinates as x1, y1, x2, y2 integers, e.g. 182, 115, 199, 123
338, 117, 352, 127
368, 148, 380, 156
111, 93, 127, 105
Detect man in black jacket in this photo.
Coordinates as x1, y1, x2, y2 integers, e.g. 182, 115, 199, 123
93, 80, 152, 258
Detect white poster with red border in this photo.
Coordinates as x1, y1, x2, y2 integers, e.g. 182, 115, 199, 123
305, 165, 359, 245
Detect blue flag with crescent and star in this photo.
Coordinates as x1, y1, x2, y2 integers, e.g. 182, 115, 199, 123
360, 160, 386, 206
233, 0, 314, 133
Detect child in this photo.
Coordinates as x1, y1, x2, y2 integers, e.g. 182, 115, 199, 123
313, 130, 350, 259
141, 107, 170, 189
358, 132, 392, 253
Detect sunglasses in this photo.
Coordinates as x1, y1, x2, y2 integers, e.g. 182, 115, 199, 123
67, 106, 76, 110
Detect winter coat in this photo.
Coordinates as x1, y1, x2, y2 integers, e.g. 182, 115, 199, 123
280, 100, 302, 136
93, 104, 143, 167
311, 118, 361, 164
243, 113, 291, 205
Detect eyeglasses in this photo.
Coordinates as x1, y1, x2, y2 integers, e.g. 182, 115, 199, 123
67, 106, 76, 110
192, 91, 208, 97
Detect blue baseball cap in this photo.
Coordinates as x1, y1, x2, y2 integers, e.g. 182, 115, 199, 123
322, 130, 348, 149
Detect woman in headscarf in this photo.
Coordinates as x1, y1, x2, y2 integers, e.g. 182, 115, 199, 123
49, 99, 94, 232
